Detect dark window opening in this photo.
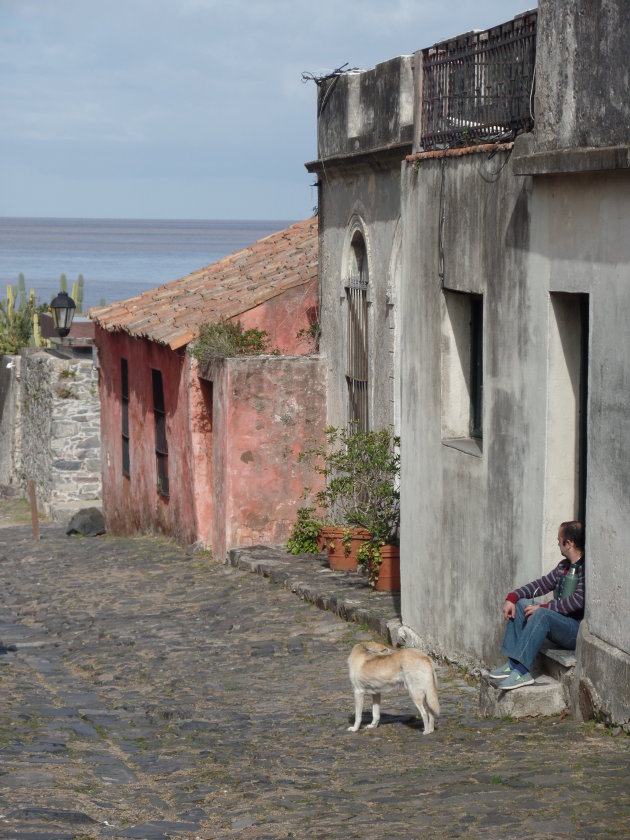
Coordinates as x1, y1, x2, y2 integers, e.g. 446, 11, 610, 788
470, 295, 483, 439
346, 235, 369, 431
121, 358, 130, 477
152, 368, 169, 497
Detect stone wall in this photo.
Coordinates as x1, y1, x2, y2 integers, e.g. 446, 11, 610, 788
19, 350, 101, 518
0, 355, 22, 490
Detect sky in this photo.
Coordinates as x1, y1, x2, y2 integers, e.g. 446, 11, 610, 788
2, 0, 535, 221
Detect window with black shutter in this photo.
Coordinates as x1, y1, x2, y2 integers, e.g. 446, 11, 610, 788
121, 358, 130, 477
152, 369, 169, 497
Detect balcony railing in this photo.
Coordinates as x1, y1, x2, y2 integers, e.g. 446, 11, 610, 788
421, 11, 537, 150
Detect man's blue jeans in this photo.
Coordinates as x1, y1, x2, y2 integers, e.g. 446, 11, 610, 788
500, 598, 580, 672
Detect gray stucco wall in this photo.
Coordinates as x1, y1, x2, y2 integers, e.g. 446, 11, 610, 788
400, 149, 539, 666
528, 171, 630, 726
308, 56, 413, 433
316, 56, 413, 160
400, 150, 630, 725
318, 163, 404, 432
535, 0, 630, 151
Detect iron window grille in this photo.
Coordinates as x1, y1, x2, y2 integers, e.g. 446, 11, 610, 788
345, 239, 369, 432
421, 11, 537, 150
151, 368, 169, 497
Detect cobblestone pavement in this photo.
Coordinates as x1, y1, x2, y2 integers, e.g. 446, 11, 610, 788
0, 521, 629, 840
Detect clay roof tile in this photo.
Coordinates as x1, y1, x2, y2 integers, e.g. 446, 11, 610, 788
89, 216, 318, 347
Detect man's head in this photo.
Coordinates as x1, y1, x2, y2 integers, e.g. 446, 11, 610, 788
558, 520, 585, 558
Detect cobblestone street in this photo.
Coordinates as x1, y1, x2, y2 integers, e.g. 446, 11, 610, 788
1, 520, 629, 839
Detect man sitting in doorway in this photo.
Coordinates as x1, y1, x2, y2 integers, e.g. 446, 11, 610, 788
489, 520, 585, 690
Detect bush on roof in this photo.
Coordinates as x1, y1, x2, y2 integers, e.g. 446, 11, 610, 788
190, 318, 274, 363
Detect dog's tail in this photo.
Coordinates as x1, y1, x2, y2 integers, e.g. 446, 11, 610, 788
426, 660, 440, 718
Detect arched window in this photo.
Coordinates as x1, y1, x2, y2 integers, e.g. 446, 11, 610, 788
345, 233, 369, 430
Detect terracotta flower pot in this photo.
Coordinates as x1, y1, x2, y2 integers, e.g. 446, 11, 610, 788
324, 526, 370, 571
371, 544, 400, 591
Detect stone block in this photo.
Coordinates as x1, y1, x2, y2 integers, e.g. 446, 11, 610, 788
479, 674, 567, 719
66, 507, 106, 536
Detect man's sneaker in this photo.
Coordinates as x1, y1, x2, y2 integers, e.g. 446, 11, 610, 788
501, 669, 535, 690
488, 662, 513, 680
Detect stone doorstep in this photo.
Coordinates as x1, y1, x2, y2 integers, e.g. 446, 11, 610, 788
479, 673, 568, 719
536, 644, 576, 703
479, 646, 577, 719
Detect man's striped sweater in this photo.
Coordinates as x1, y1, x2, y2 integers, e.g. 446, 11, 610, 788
506, 557, 585, 620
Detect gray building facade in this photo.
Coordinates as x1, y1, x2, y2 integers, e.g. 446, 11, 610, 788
309, 1, 630, 728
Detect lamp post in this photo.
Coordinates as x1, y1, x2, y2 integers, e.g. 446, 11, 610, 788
50, 291, 76, 338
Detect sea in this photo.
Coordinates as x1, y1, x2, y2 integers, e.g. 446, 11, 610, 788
0, 217, 295, 313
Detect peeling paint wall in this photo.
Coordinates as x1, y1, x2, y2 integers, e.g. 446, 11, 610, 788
96, 329, 197, 543
400, 151, 537, 666
309, 56, 413, 433
199, 355, 326, 559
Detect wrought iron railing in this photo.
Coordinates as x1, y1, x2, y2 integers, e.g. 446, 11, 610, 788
421, 11, 537, 150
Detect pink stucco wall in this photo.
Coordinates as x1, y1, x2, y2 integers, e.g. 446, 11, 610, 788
238, 281, 318, 355
198, 355, 326, 558
96, 328, 198, 543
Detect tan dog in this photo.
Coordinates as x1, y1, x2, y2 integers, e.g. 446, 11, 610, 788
347, 641, 440, 734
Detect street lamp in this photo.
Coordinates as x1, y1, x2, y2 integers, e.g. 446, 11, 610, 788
50, 291, 76, 338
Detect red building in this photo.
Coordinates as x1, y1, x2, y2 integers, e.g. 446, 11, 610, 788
90, 217, 325, 556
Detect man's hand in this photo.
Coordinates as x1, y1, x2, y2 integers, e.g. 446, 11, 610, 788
502, 600, 515, 621
524, 603, 540, 620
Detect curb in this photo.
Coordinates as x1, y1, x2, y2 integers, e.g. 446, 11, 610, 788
227, 545, 403, 644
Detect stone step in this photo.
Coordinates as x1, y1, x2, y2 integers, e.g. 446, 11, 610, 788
479, 673, 568, 719
538, 643, 576, 682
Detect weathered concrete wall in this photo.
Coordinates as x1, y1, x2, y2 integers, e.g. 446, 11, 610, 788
19, 351, 101, 518
527, 170, 630, 727
400, 149, 538, 667
308, 57, 413, 432
0, 355, 22, 489
316, 162, 404, 432
198, 355, 327, 559
307, 56, 413, 432
400, 143, 630, 727
316, 56, 413, 160
535, 0, 630, 151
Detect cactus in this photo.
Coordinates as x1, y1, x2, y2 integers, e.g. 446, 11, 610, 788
0, 281, 44, 355
77, 274, 84, 314
0, 274, 50, 356
32, 311, 49, 348
17, 273, 26, 308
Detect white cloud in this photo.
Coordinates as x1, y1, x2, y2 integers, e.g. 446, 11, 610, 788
1, 0, 534, 217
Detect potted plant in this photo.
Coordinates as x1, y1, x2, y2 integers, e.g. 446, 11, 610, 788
298, 425, 400, 582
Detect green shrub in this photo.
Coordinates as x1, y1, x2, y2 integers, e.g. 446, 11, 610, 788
286, 506, 322, 555
190, 318, 274, 363
0, 283, 48, 356
300, 425, 400, 546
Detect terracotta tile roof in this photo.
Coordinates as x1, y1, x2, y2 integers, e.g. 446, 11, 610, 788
89, 216, 318, 350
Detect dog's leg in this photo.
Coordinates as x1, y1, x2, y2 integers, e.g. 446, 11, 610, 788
366, 692, 381, 729
348, 689, 365, 732
410, 690, 434, 734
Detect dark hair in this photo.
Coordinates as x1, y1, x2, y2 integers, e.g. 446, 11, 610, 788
560, 520, 585, 551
